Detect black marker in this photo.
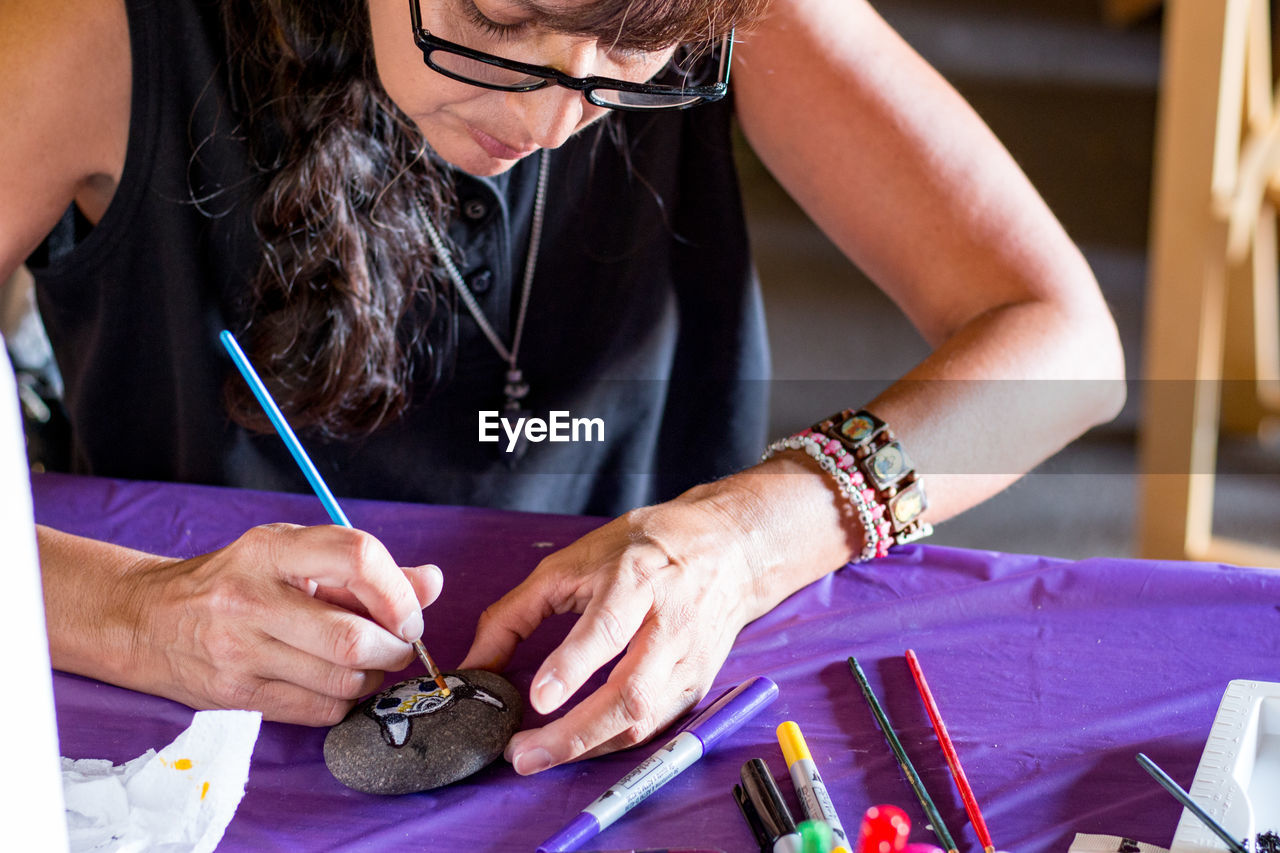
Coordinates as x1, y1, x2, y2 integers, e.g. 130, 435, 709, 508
737, 758, 802, 853
734, 780, 773, 852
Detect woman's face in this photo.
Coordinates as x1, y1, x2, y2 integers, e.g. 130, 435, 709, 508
368, 0, 679, 177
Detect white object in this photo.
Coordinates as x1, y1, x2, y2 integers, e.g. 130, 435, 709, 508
1170, 679, 1280, 853
581, 730, 705, 830
62, 709, 262, 853
1069, 833, 1170, 853
0, 337, 69, 851
1, 266, 57, 377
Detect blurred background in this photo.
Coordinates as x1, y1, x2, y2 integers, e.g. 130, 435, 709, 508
5, 0, 1278, 562
742, 0, 1280, 560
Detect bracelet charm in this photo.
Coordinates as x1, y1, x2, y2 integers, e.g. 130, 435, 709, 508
763, 409, 933, 560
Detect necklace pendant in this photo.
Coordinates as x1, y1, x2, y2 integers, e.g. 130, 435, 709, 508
501, 368, 532, 467
503, 368, 530, 409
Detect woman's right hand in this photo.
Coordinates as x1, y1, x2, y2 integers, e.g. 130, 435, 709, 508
40, 523, 441, 725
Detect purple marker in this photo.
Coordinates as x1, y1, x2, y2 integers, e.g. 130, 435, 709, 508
537, 676, 780, 853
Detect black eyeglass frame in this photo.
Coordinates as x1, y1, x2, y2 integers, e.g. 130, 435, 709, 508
408, 0, 734, 111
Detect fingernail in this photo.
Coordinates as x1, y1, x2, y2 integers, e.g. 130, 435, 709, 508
399, 609, 424, 643
512, 747, 553, 776
532, 673, 565, 710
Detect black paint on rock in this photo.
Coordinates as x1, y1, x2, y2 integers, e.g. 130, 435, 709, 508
324, 669, 523, 795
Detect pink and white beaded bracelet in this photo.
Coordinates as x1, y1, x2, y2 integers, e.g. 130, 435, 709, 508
762, 409, 933, 561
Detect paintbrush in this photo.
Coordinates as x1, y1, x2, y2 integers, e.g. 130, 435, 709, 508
905, 650, 995, 853
220, 329, 449, 696
848, 657, 958, 853
1136, 753, 1247, 853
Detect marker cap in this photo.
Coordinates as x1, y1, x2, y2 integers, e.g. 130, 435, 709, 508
734, 782, 773, 852
538, 812, 601, 853
685, 677, 779, 753
740, 758, 797, 839
776, 721, 812, 766
797, 819, 835, 853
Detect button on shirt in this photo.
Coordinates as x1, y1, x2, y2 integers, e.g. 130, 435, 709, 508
445, 165, 537, 372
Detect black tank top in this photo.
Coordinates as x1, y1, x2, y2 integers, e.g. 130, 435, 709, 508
28, 0, 770, 517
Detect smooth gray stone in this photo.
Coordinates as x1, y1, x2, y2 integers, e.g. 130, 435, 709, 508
324, 669, 522, 795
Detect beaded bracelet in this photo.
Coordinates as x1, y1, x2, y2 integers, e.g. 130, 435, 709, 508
762, 409, 933, 561
763, 432, 885, 560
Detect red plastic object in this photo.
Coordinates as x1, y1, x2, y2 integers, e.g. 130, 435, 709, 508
856, 804, 911, 853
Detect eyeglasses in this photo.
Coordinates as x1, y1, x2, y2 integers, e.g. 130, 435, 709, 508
408, 0, 733, 111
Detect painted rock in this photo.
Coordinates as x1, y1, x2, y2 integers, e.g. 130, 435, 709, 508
323, 669, 522, 795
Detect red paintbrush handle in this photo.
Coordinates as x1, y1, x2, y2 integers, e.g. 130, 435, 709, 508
905, 649, 995, 853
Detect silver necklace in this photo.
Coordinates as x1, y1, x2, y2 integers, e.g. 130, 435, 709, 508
419, 148, 550, 412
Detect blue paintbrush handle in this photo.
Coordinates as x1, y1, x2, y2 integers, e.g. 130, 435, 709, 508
1136, 753, 1248, 853
218, 330, 351, 528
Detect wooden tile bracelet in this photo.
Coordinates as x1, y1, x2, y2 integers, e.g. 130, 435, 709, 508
763, 409, 933, 560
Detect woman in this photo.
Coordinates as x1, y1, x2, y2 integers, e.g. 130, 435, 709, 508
1, 0, 1124, 776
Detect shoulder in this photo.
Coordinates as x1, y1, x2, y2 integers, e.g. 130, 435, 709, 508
731, 0, 927, 119
0, 0, 131, 275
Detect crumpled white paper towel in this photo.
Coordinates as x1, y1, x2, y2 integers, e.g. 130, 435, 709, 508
62, 709, 262, 852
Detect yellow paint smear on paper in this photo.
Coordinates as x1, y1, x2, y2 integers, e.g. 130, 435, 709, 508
173, 758, 193, 770
201, 782, 210, 800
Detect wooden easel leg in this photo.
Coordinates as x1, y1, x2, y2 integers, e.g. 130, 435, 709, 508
1137, 0, 1242, 561
1221, 202, 1280, 433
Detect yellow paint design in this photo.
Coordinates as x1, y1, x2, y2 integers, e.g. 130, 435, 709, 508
396, 692, 438, 713
173, 758, 193, 770
201, 782, 210, 800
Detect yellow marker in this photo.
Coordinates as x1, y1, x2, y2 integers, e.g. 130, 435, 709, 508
777, 721, 850, 853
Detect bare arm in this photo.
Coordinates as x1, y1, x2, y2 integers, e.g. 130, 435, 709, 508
469, 0, 1124, 773
40, 523, 444, 724
8, 1, 448, 721
0, 0, 130, 282
733, 0, 1126, 523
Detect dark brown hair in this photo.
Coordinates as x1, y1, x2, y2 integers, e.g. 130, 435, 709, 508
222, 0, 768, 439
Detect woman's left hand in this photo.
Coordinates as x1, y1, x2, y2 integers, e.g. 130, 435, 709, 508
459, 460, 858, 774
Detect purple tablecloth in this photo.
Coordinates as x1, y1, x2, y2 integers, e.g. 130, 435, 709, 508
35, 472, 1280, 852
